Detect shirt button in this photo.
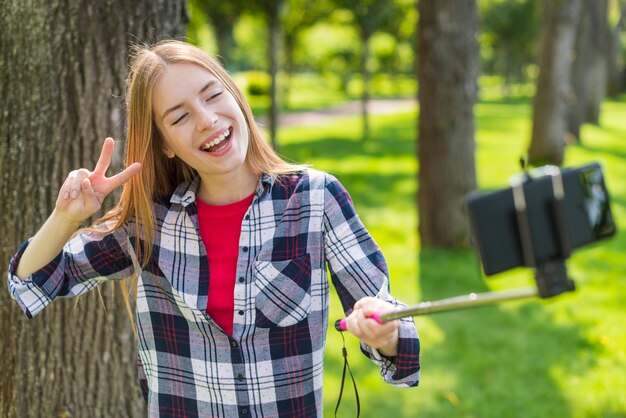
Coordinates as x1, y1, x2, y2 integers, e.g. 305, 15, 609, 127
242, 247, 248, 252
237, 373, 244, 381
238, 277, 245, 283
238, 310, 244, 316
231, 340, 238, 348
244, 214, 250, 220
241, 408, 249, 415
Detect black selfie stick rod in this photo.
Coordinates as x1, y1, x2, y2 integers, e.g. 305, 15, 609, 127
334, 287, 538, 331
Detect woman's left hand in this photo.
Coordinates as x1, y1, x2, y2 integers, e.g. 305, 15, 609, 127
344, 296, 399, 356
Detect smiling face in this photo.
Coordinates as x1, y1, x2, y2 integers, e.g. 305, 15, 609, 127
152, 62, 252, 183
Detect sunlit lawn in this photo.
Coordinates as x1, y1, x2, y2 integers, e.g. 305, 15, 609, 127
276, 95, 626, 417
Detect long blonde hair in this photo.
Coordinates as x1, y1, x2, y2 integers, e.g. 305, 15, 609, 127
98, 40, 301, 317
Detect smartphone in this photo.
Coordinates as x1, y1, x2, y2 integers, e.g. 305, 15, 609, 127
466, 162, 616, 276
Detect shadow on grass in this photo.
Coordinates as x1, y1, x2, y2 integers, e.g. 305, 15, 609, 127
278, 115, 417, 210
415, 248, 601, 418
575, 143, 626, 161
279, 134, 414, 162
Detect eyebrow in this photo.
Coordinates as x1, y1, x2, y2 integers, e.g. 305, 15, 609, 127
161, 80, 217, 121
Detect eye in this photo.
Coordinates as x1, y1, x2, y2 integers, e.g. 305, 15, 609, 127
205, 90, 223, 102
171, 113, 188, 126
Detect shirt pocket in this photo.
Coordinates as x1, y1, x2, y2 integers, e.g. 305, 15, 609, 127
253, 253, 312, 328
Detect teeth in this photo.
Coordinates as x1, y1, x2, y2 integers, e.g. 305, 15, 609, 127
201, 130, 230, 151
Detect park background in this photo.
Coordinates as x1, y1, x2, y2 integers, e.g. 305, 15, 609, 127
1, 0, 625, 417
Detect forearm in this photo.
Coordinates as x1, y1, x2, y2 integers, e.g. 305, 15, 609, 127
15, 209, 82, 279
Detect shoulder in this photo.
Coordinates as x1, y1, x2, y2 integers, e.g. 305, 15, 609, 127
277, 168, 339, 188
271, 168, 348, 198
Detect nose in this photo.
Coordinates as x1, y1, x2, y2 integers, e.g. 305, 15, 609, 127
196, 107, 218, 132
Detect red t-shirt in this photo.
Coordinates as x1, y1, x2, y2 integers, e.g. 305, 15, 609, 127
196, 193, 254, 336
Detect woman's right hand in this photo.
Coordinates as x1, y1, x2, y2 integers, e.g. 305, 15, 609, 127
55, 137, 142, 224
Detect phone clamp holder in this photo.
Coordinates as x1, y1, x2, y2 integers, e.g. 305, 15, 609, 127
510, 166, 576, 298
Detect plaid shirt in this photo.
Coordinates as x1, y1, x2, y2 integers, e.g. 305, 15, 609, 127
8, 169, 420, 418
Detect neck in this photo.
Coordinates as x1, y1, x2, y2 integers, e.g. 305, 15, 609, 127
197, 167, 259, 205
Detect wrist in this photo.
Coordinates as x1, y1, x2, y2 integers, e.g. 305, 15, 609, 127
375, 329, 399, 357
50, 208, 84, 230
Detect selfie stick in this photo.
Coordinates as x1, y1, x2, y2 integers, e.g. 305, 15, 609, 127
334, 287, 538, 331
335, 166, 576, 332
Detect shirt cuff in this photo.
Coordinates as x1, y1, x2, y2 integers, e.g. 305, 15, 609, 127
361, 317, 421, 387
7, 239, 64, 318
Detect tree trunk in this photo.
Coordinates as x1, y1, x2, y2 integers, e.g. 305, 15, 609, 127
267, 0, 282, 150
417, 0, 478, 248
529, 0, 582, 166
0, 2, 187, 417
215, 22, 234, 67
569, 0, 608, 140
360, 32, 371, 141
282, 35, 296, 110
607, 5, 626, 97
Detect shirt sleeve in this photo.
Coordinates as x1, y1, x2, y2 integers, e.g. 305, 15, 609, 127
7, 224, 135, 318
322, 172, 420, 387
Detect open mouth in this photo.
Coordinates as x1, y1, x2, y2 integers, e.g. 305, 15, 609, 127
200, 128, 232, 152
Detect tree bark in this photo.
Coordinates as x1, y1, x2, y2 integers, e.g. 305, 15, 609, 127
607, 4, 626, 97
417, 0, 478, 248
529, 0, 582, 166
569, 0, 608, 140
267, 0, 282, 150
360, 31, 371, 141
0, 2, 187, 417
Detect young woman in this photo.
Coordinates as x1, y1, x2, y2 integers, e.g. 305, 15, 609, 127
8, 40, 420, 417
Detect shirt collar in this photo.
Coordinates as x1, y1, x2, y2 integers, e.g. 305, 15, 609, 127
169, 174, 275, 207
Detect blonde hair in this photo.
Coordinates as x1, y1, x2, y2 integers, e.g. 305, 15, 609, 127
97, 40, 301, 319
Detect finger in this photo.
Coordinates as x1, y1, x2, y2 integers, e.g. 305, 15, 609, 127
93, 137, 115, 176
61, 171, 77, 200
106, 162, 142, 190
346, 309, 365, 337
360, 319, 398, 348
69, 169, 91, 199
363, 316, 398, 336
353, 296, 377, 311
81, 177, 95, 195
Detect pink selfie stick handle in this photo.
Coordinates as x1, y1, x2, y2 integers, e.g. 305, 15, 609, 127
334, 311, 384, 332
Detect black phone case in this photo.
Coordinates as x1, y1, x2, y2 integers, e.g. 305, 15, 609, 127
466, 163, 616, 276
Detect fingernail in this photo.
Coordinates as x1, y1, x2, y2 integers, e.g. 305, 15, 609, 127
71, 190, 78, 199
63, 191, 69, 200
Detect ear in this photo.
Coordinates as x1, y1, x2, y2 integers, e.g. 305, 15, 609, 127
162, 147, 175, 159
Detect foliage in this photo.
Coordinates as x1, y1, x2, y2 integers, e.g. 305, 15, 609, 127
240, 71, 272, 96
275, 91, 626, 417
231, 13, 269, 70
332, 0, 403, 40
480, 0, 540, 85
298, 19, 360, 84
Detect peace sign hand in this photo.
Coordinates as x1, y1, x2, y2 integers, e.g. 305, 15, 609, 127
55, 137, 142, 225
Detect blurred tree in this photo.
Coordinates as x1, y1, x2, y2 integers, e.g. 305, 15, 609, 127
417, 0, 478, 248
250, 0, 285, 149
282, 0, 333, 108
481, 0, 540, 96
0, 1, 187, 417
232, 14, 269, 70
607, 0, 626, 96
375, 0, 417, 95
569, 0, 610, 141
333, 0, 401, 140
187, 0, 246, 67
298, 14, 360, 95
529, 0, 582, 166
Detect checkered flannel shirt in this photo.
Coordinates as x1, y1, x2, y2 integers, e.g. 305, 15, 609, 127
8, 168, 420, 418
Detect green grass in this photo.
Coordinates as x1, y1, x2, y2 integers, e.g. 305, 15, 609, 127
237, 71, 416, 116
276, 95, 626, 417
